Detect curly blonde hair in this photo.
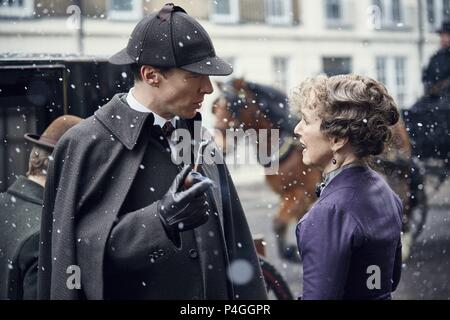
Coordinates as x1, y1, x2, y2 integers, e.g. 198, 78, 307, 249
290, 74, 400, 158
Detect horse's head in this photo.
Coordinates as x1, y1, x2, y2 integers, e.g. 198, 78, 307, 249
212, 78, 257, 133
213, 77, 298, 132
212, 78, 299, 154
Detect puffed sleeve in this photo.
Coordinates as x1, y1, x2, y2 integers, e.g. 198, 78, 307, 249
296, 203, 363, 300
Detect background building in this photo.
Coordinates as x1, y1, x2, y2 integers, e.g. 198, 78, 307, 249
1, 0, 447, 110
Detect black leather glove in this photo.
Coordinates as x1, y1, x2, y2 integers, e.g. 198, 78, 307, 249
158, 165, 214, 248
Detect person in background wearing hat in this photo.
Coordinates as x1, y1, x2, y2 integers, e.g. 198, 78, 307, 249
37, 4, 267, 300
0, 116, 81, 300
422, 21, 450, 97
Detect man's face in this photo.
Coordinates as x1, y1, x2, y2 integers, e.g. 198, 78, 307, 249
158, 68, 213, 119
440, 32, 450, 48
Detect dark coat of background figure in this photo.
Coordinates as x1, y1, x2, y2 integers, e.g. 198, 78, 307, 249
0, 176, 42, 299
414, 46, 450, 112
296, 166, 403, 300
37, 93, 268, 300
422, 47, 450, 97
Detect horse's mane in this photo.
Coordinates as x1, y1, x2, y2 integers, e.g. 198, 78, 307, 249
222, 79, 299, 135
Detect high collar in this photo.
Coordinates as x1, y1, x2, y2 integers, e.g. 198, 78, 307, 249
7, 175, 44, 205
323, 162, 366, 189
126, 87, 177, 128
318, 165, 370, 200
95, 93, 202, 150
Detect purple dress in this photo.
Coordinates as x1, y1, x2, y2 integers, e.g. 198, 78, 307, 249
296, 166, 403, 300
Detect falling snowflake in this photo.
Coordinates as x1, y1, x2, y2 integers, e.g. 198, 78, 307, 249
227, 259, 254, 285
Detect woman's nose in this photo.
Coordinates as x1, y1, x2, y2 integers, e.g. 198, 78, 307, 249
294, 122, 302, 136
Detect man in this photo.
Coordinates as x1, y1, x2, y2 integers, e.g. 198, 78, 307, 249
37, 3, 267, 300
422, 21, 450, 96
0, 115, 81, 299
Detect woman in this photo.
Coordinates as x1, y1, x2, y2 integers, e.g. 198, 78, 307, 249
291, 74, 403, 300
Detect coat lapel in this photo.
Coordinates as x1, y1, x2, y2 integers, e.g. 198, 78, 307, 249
94, 93, 153, 150
202, 147, 224, 227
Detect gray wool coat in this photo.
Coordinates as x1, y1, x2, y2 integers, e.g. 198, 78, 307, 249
37, 93, 268, 300
0, 176, 43, 299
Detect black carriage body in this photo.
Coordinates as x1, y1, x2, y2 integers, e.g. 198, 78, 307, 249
402, 108, 450, 161
0, 56, 133, 192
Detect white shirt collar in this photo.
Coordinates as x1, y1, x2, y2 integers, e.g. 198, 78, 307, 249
126, 87, 176, 128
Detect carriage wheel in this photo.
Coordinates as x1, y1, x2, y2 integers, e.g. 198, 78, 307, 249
405, 180, 429, 241
259, 255, 294, 300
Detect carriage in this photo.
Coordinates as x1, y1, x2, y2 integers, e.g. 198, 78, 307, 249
401, 94, 450, 241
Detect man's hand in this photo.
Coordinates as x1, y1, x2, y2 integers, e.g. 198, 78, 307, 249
158, 165, 214, 248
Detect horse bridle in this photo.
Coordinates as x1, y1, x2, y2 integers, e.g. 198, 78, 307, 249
219, 82, 251, 120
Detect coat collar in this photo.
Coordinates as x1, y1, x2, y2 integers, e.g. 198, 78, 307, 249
318, 165, 370, 201
95, 93, 203, 150
7, 175, 44, 205
95, 93, 153, 150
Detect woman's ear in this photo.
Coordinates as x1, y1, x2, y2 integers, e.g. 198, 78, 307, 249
330, 136, 349, 153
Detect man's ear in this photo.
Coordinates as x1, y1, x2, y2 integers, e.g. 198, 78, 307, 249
330, 136, 348, 153
141, 65, 160, 86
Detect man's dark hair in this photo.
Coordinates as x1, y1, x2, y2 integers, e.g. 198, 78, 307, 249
130, 64, 172, 82
26, 146, 50, 177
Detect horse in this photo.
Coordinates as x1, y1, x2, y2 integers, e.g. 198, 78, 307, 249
212, 78, 414, 262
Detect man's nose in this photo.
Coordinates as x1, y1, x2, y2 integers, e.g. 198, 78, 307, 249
201, 76, 214, 94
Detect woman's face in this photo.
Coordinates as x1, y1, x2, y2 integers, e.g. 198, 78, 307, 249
294, 106, 333, 169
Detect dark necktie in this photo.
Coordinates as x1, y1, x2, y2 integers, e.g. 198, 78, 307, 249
161, 121, 175, 139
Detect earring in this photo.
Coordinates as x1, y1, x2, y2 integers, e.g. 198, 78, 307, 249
332, 158, 337, 165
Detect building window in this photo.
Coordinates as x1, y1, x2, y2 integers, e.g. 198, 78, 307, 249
391, 0, 401, 22
395, 57, 406, 108
107, 0, 142, 20
326, 0, 342, 21
265, 0, 293, 25
427, 0, 436, 26
273, 57, 290, 92
324, 0, 352, 29
324, 0, 353, 28
211, 0, 239, 24
322, 57, 352, 76
0, 0, 34, 17
426, 0, 450, 31
376, 56, 387, 85
375, 56, 407, 108
373, 0, 404, 28
444, 0, 450, 20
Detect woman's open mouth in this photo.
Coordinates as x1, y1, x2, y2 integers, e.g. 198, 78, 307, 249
299, 140, 307, 150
